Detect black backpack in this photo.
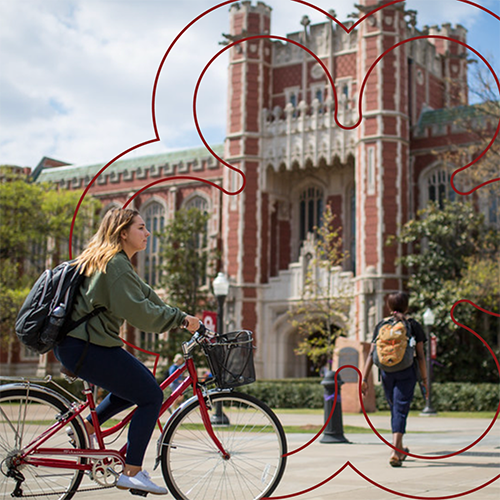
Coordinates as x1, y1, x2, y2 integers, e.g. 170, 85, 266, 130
15, 261, 104, 355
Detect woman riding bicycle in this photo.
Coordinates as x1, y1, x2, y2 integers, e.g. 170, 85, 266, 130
54, 208, 200, 495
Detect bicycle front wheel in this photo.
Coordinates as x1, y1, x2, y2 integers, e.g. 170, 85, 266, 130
160, 391, 287, 500
0, 383, 87, 500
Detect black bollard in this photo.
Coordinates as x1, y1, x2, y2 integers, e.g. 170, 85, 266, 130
320, 370, 349, 444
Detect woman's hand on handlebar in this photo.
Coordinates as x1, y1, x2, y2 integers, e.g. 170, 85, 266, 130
182, 315, 202, 334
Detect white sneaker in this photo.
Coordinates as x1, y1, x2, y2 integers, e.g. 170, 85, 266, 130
116, 470, 168, 495
65, 426, 97, 448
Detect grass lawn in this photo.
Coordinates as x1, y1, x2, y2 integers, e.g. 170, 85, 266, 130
97, 409, 497, 435
371, 410, 498, 419
273, 408, 497, 419
282, 424, 389, 434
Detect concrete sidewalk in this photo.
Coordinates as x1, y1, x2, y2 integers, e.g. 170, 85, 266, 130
68, 411, 500, 500
271, 411, 500, 499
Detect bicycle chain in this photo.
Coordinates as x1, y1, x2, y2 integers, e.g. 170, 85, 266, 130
13, 484, 115, 497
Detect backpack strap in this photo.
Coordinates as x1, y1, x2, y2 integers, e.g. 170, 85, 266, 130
64, 306, 106, 334
404, 316, 414, 339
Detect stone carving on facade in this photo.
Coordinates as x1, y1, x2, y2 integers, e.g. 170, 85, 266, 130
262, 99, 356, 171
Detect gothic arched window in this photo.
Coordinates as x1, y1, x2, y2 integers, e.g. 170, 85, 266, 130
299, 186, 324, 242
185, 195, 208, 213
422, 167, 456, 209
183, 195, 211, 287
143, 201, 166, 287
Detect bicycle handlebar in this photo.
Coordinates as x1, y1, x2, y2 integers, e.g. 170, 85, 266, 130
181, 322, 216, 357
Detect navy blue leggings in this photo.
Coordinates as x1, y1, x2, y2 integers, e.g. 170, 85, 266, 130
54, 336, 163, 466
381, 365, 417, 434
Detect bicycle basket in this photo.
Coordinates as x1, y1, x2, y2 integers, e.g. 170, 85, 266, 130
204, 330, 256, 389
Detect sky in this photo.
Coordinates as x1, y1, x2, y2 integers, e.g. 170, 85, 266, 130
1, 0, 499, 169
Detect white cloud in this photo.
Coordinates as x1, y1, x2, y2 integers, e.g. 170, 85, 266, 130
0, 0, 498, 168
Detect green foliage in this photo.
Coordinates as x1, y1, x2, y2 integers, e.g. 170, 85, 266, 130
288, 205, 352, 373
0, 176, 45, 261
0, 171, 99, 345
392, 201, 500, 382
241, 379, 325, 409
18, 377, 498, 413
157, 207, 219, 365
375, 382, 499, 412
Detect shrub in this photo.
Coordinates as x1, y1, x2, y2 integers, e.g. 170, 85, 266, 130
241, 379, 324, 409
375, 382, 499, 412
44, 377, 498, 413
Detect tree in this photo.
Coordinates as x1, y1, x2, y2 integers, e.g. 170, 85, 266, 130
446, 57, 500, 197
157, 207, 219, 364
289, 205, 352, 375
392, 200, 499, 382
0, 167, 99, 346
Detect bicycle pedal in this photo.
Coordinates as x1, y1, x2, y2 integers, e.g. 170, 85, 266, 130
129, 489, 149, 497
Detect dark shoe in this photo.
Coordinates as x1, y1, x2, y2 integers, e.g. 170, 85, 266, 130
400, 447, 410, 462
390, 456, 402, 467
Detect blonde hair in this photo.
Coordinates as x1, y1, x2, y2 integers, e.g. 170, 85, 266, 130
74, 208, 140, 276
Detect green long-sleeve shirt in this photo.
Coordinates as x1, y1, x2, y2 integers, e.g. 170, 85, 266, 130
68, 251, 186, 347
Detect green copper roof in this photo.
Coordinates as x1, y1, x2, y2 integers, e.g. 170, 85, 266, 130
36, 144, 225, 183
417, 102, 498, 129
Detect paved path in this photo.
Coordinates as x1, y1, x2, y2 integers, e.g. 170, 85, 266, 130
271, 411, 500, 500
68, 410, 500, 500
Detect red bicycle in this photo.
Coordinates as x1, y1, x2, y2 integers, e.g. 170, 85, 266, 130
0, 328, 287, 500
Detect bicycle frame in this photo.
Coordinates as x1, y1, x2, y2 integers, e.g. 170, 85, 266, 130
17, 354, 229, 475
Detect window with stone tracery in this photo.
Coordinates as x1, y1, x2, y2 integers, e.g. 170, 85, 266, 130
143, 201, 165, 287
421, 166, 456, 209
183, 195, 210, 288
299, 186, 324, 243
479, 189, 499, 228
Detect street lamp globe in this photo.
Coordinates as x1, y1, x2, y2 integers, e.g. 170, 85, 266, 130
423, 308, 435, 326
213, 272, 230, 298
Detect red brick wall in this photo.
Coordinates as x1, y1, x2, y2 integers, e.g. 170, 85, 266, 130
246, 63, 260, 132
242, 162, 258, 283
428, 74, 445, 109
229, 64, 243, 134
272, 64, 302, 96
335, 53, 356, 79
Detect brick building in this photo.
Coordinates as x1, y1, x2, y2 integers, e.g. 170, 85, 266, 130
7, 1, 496, 388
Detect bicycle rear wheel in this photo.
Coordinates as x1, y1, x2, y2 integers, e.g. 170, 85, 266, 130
160, 391, 287, 500
0, 383, 87, 500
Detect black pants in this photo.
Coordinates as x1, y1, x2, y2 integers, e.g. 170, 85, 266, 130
55, 336, 163, 466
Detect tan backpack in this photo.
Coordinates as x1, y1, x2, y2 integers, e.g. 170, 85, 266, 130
372, 316, 415, 372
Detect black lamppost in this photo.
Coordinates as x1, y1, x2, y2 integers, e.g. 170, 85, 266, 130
211, 272, 230, 425
421, 307, 437, 416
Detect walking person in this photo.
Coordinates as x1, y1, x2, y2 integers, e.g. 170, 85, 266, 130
167, 353, 185, 409
361, 291, 428, 467
54, 208, 200, 494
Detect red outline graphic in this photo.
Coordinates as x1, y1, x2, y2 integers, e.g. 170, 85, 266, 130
265, 300, 500, 498
62, 0, 500, 497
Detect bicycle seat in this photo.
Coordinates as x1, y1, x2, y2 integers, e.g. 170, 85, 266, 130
60, 365, 79, 382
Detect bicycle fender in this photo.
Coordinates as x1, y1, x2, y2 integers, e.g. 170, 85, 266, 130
0, 382, 91, 449
0, 382, 73, 408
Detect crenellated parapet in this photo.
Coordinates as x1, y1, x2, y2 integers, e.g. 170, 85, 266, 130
229, 1, 272, 17
273, 20, 357, 66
